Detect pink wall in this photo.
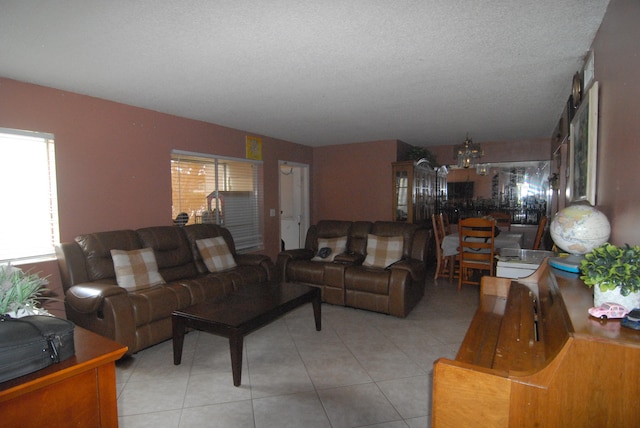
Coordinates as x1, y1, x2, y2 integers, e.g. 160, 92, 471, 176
590, 0, 640, 246
312, 140, 399, 223
0, 77, 313, 313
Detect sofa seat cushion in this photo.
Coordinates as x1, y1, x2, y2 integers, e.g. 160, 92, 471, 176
286, 260, 326, 285
215, 265, 271, 289
362, 234, 404, 268
128, 283, 191, 326
179, 274, 234, 304
111, 248, 166, 291
345, 267, 391, 295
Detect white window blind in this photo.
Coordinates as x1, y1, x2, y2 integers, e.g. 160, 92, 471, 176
0, 128, 59, 263
171, 150, 263, 252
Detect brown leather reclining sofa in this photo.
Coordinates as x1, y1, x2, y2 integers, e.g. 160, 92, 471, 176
277, 220, 431, 317
56, 224, 274, 354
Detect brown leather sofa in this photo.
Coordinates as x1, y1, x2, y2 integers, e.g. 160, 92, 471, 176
56, 224, 274, 354
277, 220, 431, 317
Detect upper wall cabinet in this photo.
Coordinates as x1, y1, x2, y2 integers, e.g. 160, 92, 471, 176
392, 160, 447, 224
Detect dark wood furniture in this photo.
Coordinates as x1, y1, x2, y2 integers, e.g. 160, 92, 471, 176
432, 259, 640, 427
0, 326, 127, 428
391, 160, 447, 224
172, 281, 321, 386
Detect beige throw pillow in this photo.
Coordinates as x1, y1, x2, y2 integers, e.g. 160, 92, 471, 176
196, 236, 237, 272
311, 236, 348, 262
111, 247, 165, 291
363, 234, 404, 268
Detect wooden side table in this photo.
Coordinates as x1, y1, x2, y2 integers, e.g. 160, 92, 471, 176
0, 325, 127, 427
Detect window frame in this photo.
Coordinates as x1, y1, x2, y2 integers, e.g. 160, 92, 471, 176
171, 149, 264, 253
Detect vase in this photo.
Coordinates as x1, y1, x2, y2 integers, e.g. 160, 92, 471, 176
593, 286, 640, 310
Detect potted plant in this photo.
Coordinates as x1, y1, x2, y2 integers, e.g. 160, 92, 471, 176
0, 263, 51, 318
579, 243, 640, 309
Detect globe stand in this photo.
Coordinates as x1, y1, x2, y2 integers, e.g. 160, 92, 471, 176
549, 254, 584, 273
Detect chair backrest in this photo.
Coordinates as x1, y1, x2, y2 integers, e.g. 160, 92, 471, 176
440, 213, 451, 235
432, 214, 444, 250
489, 212, 511, 231
458, 217, 496, 266
533, 216, 548, 250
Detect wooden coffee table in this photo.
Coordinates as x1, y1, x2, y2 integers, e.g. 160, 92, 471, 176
172, 281, 321, 386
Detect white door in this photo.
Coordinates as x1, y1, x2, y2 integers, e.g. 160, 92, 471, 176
279, 162, 309, 251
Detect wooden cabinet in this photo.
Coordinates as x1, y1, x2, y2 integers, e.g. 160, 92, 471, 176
392, 160, 447, 224
432, 261, 640, 427
0, 326, 127, 427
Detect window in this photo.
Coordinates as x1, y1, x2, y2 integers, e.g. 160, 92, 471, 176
171, 150, 263, 252
0, 128, 59, 263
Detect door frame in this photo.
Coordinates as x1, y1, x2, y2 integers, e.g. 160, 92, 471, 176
278, 161, 310, 250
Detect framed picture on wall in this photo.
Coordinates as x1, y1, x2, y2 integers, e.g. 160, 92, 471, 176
569, 81, 599, 205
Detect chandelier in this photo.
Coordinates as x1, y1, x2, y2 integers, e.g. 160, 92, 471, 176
453, 134, 483, 168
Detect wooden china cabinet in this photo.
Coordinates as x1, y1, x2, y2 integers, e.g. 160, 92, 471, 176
392, 160, 447, 224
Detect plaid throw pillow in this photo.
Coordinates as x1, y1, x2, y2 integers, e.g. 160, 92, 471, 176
362, 234, 404, 268
111, 247, 165, 291
311, 236, 348, 262
196, 236, 237, 272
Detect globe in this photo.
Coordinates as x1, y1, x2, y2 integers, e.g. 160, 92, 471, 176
550, 204, 611, 256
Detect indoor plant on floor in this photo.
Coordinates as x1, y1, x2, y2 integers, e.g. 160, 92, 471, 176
0, 263, 51, 318
580, 243, 640, 309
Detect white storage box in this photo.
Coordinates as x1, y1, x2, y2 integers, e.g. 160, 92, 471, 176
496, 249, 556, 279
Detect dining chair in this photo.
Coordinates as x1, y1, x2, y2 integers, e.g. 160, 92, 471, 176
489, 212, 511, 231
441, 212, 452, 235
432, 214, 452, 280
532, 216, 548, 250
458, 217, 496, 290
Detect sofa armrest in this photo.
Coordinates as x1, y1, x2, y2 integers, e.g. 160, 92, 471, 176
333, 252, 365, 265
276, 249, 315, 281
278, 248, 315, 261
410, 228, 432, 263
66, 283, 128, 314
235, 253, 276, 280
388, 259, 427, 281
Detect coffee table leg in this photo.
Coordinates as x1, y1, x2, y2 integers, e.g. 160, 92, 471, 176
172, 314, 185, 365
312, 291, 322, 331
229, 331, 244, 387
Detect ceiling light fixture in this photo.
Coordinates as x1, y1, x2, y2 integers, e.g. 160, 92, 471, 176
453, 134, 483, 168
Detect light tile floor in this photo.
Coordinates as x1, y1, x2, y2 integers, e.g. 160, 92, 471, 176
116, 272, 479, 428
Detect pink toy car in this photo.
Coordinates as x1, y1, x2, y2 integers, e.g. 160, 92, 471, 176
588, 302, 630, 319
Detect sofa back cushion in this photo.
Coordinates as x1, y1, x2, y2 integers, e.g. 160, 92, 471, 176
349, 221, 373, 255
75, 230, 141, 282
136, 226, 198, 282
371, 221, 420, 259
305, 220, 352, 252
182, 224, 237, 274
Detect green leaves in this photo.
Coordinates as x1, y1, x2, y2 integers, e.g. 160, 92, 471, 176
0, 264, 49, 314
580, 243, 640, 296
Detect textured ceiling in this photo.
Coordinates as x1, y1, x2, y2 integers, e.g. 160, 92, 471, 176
0, 1, 610, 147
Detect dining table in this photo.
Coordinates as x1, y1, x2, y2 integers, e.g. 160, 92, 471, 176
441, 231, 524, 257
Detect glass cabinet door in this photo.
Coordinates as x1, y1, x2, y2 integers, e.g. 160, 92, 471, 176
392, 160, 444, 224
394, 169, 409, 221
